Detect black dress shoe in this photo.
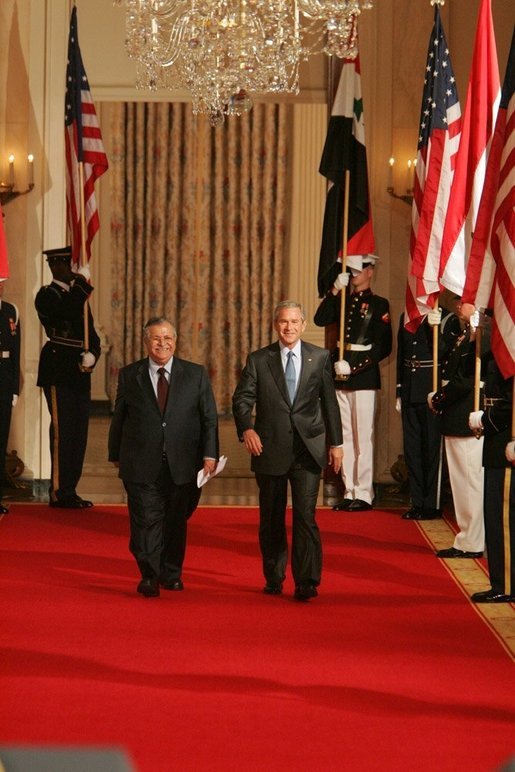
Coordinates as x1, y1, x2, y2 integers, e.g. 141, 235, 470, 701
402, 507, 441, 521
49, 495, 93, 509
436, 547, 483, 559
160, 579, 184, 591
333, 499, 353, 511
294, 584, 318, 601
0, 503, 9, 514
401, 506, 423, 520
348, 499, 372, 511
137, 578, 160, 597
471, 589, 514, 604
263, 582, 283, 595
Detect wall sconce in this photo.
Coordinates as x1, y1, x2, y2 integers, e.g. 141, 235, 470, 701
386, 156, 415, 206
0, 154, 35, 206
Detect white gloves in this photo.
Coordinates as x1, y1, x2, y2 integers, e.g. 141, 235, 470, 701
469, 309, 480, 331
505, 441, 515, 463
81, 351, 96, 369
427, 308, 442, 326
334, 360, 351, 377
333, 272, 350, 291
427, 391, 436, 411
12, 394, 18, 407
77, 264, 91, 281
468, 411, 484, 432
395, 397, 401, 413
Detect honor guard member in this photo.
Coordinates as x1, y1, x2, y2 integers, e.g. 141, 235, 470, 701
427, 303, 489, 559
0, 278, 21, 514
468, 354, 514, 603
396, 306, 460, 520
35, 247, 101, 508
314, 254, 392, 511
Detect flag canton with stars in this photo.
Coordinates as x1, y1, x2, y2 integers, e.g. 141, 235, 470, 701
418, 15, 459, 148
65, 7, 89, 159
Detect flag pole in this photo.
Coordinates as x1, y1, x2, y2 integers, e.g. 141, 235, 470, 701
432, 301, 439, 392
78, 160, 90, 356
473, 326, 482, 411
338, 169, 351, 367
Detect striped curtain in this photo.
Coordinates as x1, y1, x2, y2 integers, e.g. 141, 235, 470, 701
109, 102, 291, 414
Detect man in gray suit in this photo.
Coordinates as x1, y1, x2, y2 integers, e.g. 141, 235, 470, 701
108, 317, 219, 597
233, 300, 343, 601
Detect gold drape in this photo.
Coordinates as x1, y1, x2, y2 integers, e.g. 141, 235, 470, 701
109, 102, 291, 414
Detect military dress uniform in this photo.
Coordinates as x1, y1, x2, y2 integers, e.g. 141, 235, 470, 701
430, 324, 489, 557
35, 270, 101, 507
471, 356, 514, 603
0, 297, 20, 510
396, 311, 460, 519
314, 285, 392, 508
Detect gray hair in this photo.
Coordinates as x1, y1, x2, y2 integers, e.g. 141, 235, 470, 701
273, 300, 306, 322
143, 317, 177, 339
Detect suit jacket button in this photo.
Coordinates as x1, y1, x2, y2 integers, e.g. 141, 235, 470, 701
162, 422, 167, 427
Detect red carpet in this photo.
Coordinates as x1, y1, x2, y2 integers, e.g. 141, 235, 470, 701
1, 504, 514, 772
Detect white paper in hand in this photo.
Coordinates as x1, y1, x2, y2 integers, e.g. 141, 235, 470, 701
197, 455, 228, 488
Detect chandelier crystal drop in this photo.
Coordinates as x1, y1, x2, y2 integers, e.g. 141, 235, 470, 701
114, 0, 374, 124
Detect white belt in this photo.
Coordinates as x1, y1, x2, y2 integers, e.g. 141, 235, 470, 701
0, 351, 10, 359
345, 343, 372, 352
442, 378, 484, 388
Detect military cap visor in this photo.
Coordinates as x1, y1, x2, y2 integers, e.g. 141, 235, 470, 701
43, 246, 72, 263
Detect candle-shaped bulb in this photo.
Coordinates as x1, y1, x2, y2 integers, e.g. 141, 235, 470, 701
28, 154, 34, 186
8, 154, 14, 187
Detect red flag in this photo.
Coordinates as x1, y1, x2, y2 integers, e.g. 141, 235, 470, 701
65, 6, 108, 269
463, 29, 515, 379
404, 6, 461, 331
0, 205, 9, 280
317, 53, 375, 297
438, 0, 500, 297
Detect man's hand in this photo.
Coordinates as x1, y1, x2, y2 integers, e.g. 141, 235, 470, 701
203, 458, 217, 475
12, 394, 18, 407
334, 360, 351, 377
468, 410, 484, 433
77, 264, 91, 282
242, 429, 263, 456
333, 272, 350, 291
81, 351, 96, 369
427, 308, 442, 326
427, 391, 437, 413
329, 446, 343, 474
505, 440, 515, 464
395, 397, 401, 413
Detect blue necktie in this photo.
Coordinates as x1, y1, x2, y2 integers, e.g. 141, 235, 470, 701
285, 351, 296, 403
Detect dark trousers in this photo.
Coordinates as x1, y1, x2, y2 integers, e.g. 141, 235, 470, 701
43, 384, 90, 502
484, 467, 515, 596
124, 460, 201, 581
402, 402, 442, 510
255, 441, 322, 587
0, 387, 13, 499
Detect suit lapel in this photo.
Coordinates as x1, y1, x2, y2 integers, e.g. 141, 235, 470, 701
296, 342, 315, 400
267, 343, 291, 405
136, 359, 160, 412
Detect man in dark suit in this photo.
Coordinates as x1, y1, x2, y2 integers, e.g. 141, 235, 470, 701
35, 247, 101, 509
0, 278, 20, 514
314, 254, 392, 511
232, 300, 343, 601
108, 316, 219, 598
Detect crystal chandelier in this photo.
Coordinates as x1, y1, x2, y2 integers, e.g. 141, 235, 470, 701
114, 1, 374, 125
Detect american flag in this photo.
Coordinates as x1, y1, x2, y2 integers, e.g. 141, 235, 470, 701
462, 29, 515, 379
65, 6, 108, 269
317, 54, 375, 297
404, 5, 461, 332
0, 205, 8, 280
438, 0, 500, 296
